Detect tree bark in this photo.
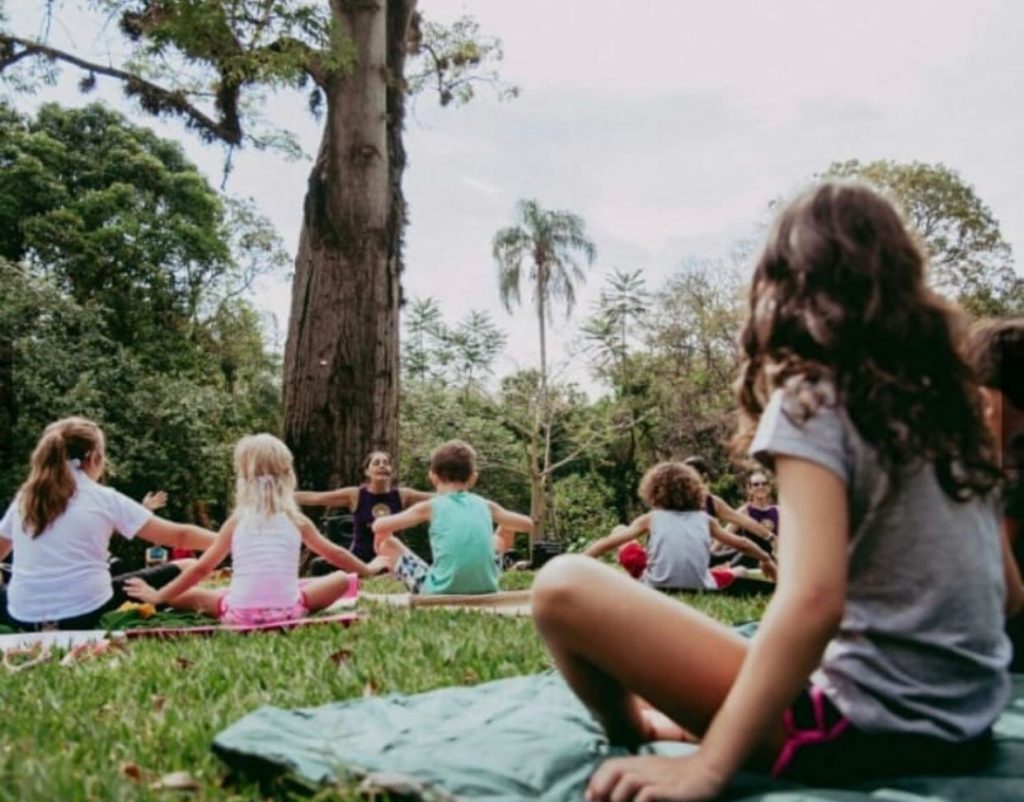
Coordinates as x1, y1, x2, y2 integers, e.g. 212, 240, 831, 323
283, 0, 415, 489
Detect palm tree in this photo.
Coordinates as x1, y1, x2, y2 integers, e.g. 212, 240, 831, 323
492, 199, 596, 541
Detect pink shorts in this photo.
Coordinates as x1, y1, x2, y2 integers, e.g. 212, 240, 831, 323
217, 590, 309, 626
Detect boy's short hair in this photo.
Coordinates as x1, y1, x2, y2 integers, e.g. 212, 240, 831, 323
639, 462, 705, 512
429, 439, 477, 483
968, 319, 1024, 410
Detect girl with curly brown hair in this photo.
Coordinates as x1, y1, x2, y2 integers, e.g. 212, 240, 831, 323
532, 181, 1017, 800
583, 462, 775, 590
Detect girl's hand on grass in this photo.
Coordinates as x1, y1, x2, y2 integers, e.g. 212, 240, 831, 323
124, 577, 161, 604
586, 753, 727, 802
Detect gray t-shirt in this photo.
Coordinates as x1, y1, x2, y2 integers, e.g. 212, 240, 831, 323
642, 509, 717, 591
751, 386, 1010, 740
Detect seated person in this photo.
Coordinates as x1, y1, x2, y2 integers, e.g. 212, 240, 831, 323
968, 319, 1024, 667
372, 440, 532, 595
584, 462, 776, 590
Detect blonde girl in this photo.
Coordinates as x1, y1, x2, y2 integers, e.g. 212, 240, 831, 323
127, 434, 384, 624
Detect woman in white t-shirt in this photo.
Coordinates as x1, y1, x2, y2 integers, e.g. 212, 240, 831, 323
0, 417, 216, 631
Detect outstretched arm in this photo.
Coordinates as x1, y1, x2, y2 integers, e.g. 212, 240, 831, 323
135, 516, 216, 552
298, 516, 384, 576
294, 486, 359, 508
400, 487, 434, 506
713, 496, 775, 542
584, 514, 651, 559
486, 501, 534, 534
126, 519, 235, 605
710, 521, 773, 565
711, 520, 777, 580
372, 500, 433, 553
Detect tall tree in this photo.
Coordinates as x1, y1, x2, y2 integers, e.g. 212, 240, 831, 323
824, 160, 1023, 316
492, 199, 596, 535
0, 2, 511, 489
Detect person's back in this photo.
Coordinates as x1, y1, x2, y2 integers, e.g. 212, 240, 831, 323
3, 466, 150, 622
755, 383, 1008, 738
227, 512, 302, 609
643, 509, 716, 591
424, 491, 498, 595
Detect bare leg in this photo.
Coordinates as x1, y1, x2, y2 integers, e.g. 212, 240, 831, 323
532, 555, 785, 758
161, 587, 223, 617
300, 572, 355, 612
376, 535, 410, 571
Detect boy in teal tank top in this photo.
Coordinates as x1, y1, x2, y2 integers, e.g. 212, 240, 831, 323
373, 440, 533, 594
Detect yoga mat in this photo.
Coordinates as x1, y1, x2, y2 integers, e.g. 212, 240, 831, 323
122, 611, 359, 639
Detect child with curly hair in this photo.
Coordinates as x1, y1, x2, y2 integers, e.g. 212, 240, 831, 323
584, 462, 775, 590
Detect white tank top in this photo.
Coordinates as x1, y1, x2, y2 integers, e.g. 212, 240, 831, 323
227, 513, 302, 609
642, 509, 716, 590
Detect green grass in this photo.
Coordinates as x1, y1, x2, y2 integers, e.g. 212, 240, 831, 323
0, 572, 767, 801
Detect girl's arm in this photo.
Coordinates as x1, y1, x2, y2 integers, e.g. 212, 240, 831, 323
294, 487, 358, 508
701, 459, 851, 789
372, 500, 432, 552
0, 536, 11, 564
485, 501, 534, 534
125, 519, 236, 605
135, 516, 216, 552
400, 487, 434, 506
298, 516, 384, 577
583, 515, 651, 559
712, 496, 775, 542
724, 503, 749, 533
709, 520, 773, 565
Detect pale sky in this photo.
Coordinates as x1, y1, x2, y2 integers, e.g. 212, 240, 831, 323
8, 0, 1024, 386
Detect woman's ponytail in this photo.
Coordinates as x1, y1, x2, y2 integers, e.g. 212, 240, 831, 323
18, 417, 104, 537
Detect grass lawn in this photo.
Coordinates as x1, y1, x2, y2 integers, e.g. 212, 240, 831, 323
0, 572, 767, 802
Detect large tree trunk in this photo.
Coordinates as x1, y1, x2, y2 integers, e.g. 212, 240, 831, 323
283, 0, 415, 489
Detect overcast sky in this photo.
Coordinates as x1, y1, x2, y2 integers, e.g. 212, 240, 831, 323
9, 0, 1024, 387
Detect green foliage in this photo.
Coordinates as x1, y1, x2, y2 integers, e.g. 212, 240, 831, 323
0, 104, 283, 554
407, 14, 518, 107
402, 297, 507, 392
399, 381, 528, 513
824, 159, 1023, 316
550, 473, 620, 551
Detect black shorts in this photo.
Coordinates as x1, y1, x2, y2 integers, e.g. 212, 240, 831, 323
0, 563, 183, 631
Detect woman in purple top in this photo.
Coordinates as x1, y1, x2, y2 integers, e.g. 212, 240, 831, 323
295, 451, 432, 562
728, 471, 779, 569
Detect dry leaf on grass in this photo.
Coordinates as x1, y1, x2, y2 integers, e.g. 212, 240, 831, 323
328, 648, 352, 665
120, 762, 144, 784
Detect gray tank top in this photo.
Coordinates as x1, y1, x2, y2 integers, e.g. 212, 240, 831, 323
643, 509, 716, 590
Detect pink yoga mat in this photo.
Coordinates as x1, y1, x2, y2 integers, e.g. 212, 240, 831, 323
121, 611, 359, 639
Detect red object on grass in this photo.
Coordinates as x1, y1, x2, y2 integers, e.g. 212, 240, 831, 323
617, 541, 648, 579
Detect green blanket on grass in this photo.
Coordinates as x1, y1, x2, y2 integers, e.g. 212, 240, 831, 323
213, 671, 1024, 801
